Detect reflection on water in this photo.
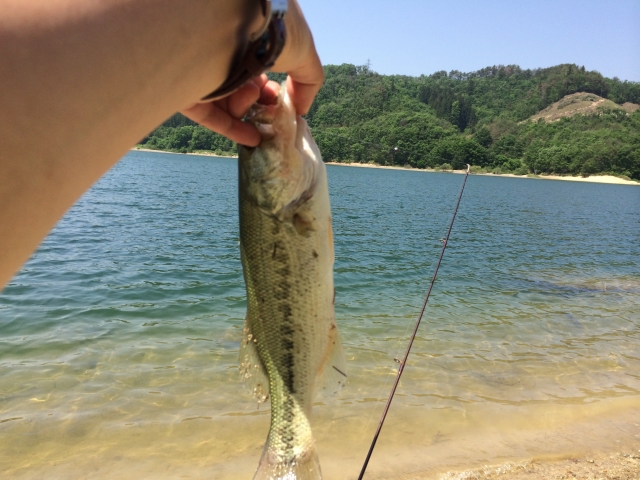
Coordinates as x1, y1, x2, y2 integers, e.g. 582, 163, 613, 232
0, 151, 639, 479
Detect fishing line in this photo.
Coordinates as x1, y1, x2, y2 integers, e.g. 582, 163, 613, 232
357, 164, 471, 480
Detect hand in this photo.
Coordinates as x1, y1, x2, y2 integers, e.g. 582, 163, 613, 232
181, 0, 323, 147
181, 74, 280, 147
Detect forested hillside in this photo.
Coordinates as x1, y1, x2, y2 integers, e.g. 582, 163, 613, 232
139, 63, 640, 179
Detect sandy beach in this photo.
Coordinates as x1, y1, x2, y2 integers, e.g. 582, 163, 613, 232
132, 147, 236, 158
431, 450, 640, 480
131, 150, 639, 186
325, 161, 640, 186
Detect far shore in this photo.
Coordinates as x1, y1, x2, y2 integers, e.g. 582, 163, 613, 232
325, 161, 640, 186
132, 147, 237, 159
130, 148, 639, 186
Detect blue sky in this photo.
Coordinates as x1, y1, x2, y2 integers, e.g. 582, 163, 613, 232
299, 0, 640, 81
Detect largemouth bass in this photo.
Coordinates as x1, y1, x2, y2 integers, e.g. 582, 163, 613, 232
238, 82, 347, 480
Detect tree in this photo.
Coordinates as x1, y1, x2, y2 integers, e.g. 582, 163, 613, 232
473, 126, 493, 147
137, 63, 640, 179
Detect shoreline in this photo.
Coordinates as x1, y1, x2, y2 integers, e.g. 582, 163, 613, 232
325, 161, 640, 186
131, 147, 238, 159
130, 149, 639, 186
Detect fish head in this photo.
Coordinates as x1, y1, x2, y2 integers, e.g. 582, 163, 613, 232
239, 82, 321, 217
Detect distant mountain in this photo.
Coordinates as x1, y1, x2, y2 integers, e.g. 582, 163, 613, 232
139, 64, 640, 179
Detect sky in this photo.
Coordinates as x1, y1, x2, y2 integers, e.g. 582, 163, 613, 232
298, 0, 640, 81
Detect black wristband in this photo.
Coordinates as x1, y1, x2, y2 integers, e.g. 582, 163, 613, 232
200, 1, 287, 102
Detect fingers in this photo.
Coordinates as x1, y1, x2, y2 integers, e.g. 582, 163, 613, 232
181, 75, 274, 147
226, 76, 263, 118
259, 79, 281, 104
181, 101, 261, 146
285, 58, 324, 115
181, 0, 324, 145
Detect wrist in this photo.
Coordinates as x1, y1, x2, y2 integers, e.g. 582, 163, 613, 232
200, 0, 287, 102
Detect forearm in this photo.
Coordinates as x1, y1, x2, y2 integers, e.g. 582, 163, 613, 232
0, 0, 261, 287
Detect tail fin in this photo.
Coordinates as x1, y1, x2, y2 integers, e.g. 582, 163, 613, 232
253, 446, 322, 480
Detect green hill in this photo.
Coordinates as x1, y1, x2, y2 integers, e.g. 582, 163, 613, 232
139, 64, 640, 180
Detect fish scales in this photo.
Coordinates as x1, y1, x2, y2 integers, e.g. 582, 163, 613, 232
238, 81, 347, 480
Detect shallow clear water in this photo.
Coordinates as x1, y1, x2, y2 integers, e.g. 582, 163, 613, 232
1, 151, 639, 479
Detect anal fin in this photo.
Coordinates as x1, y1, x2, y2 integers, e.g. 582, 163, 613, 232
239, 317, 270, 403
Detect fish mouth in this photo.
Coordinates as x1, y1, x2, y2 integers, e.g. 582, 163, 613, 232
239, 79, 318, 216
245, 84, 288, 140
246, 104, 277, 125
245, 103, 280, 140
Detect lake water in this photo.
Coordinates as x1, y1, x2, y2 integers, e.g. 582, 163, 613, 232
1, 150, 639, 479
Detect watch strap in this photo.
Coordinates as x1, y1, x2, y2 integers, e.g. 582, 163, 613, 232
200, 2, 287, 102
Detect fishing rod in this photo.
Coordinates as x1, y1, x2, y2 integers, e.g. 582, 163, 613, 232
357, 164, 471, 480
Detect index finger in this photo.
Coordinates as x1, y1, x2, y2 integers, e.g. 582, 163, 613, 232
284, 53, 324, 115
270, 0, 324, 115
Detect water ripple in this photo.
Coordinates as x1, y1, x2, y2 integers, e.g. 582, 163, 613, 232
0, 152, 639, 477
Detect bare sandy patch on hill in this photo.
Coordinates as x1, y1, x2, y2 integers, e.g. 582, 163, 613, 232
528, 92, 638, 123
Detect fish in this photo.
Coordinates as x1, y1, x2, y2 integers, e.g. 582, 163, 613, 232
238, 81, 347, 480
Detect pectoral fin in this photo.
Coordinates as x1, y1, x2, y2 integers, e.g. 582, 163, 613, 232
316, 323, 348, 396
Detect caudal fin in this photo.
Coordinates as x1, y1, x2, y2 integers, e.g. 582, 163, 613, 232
253, 446, 322, 480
